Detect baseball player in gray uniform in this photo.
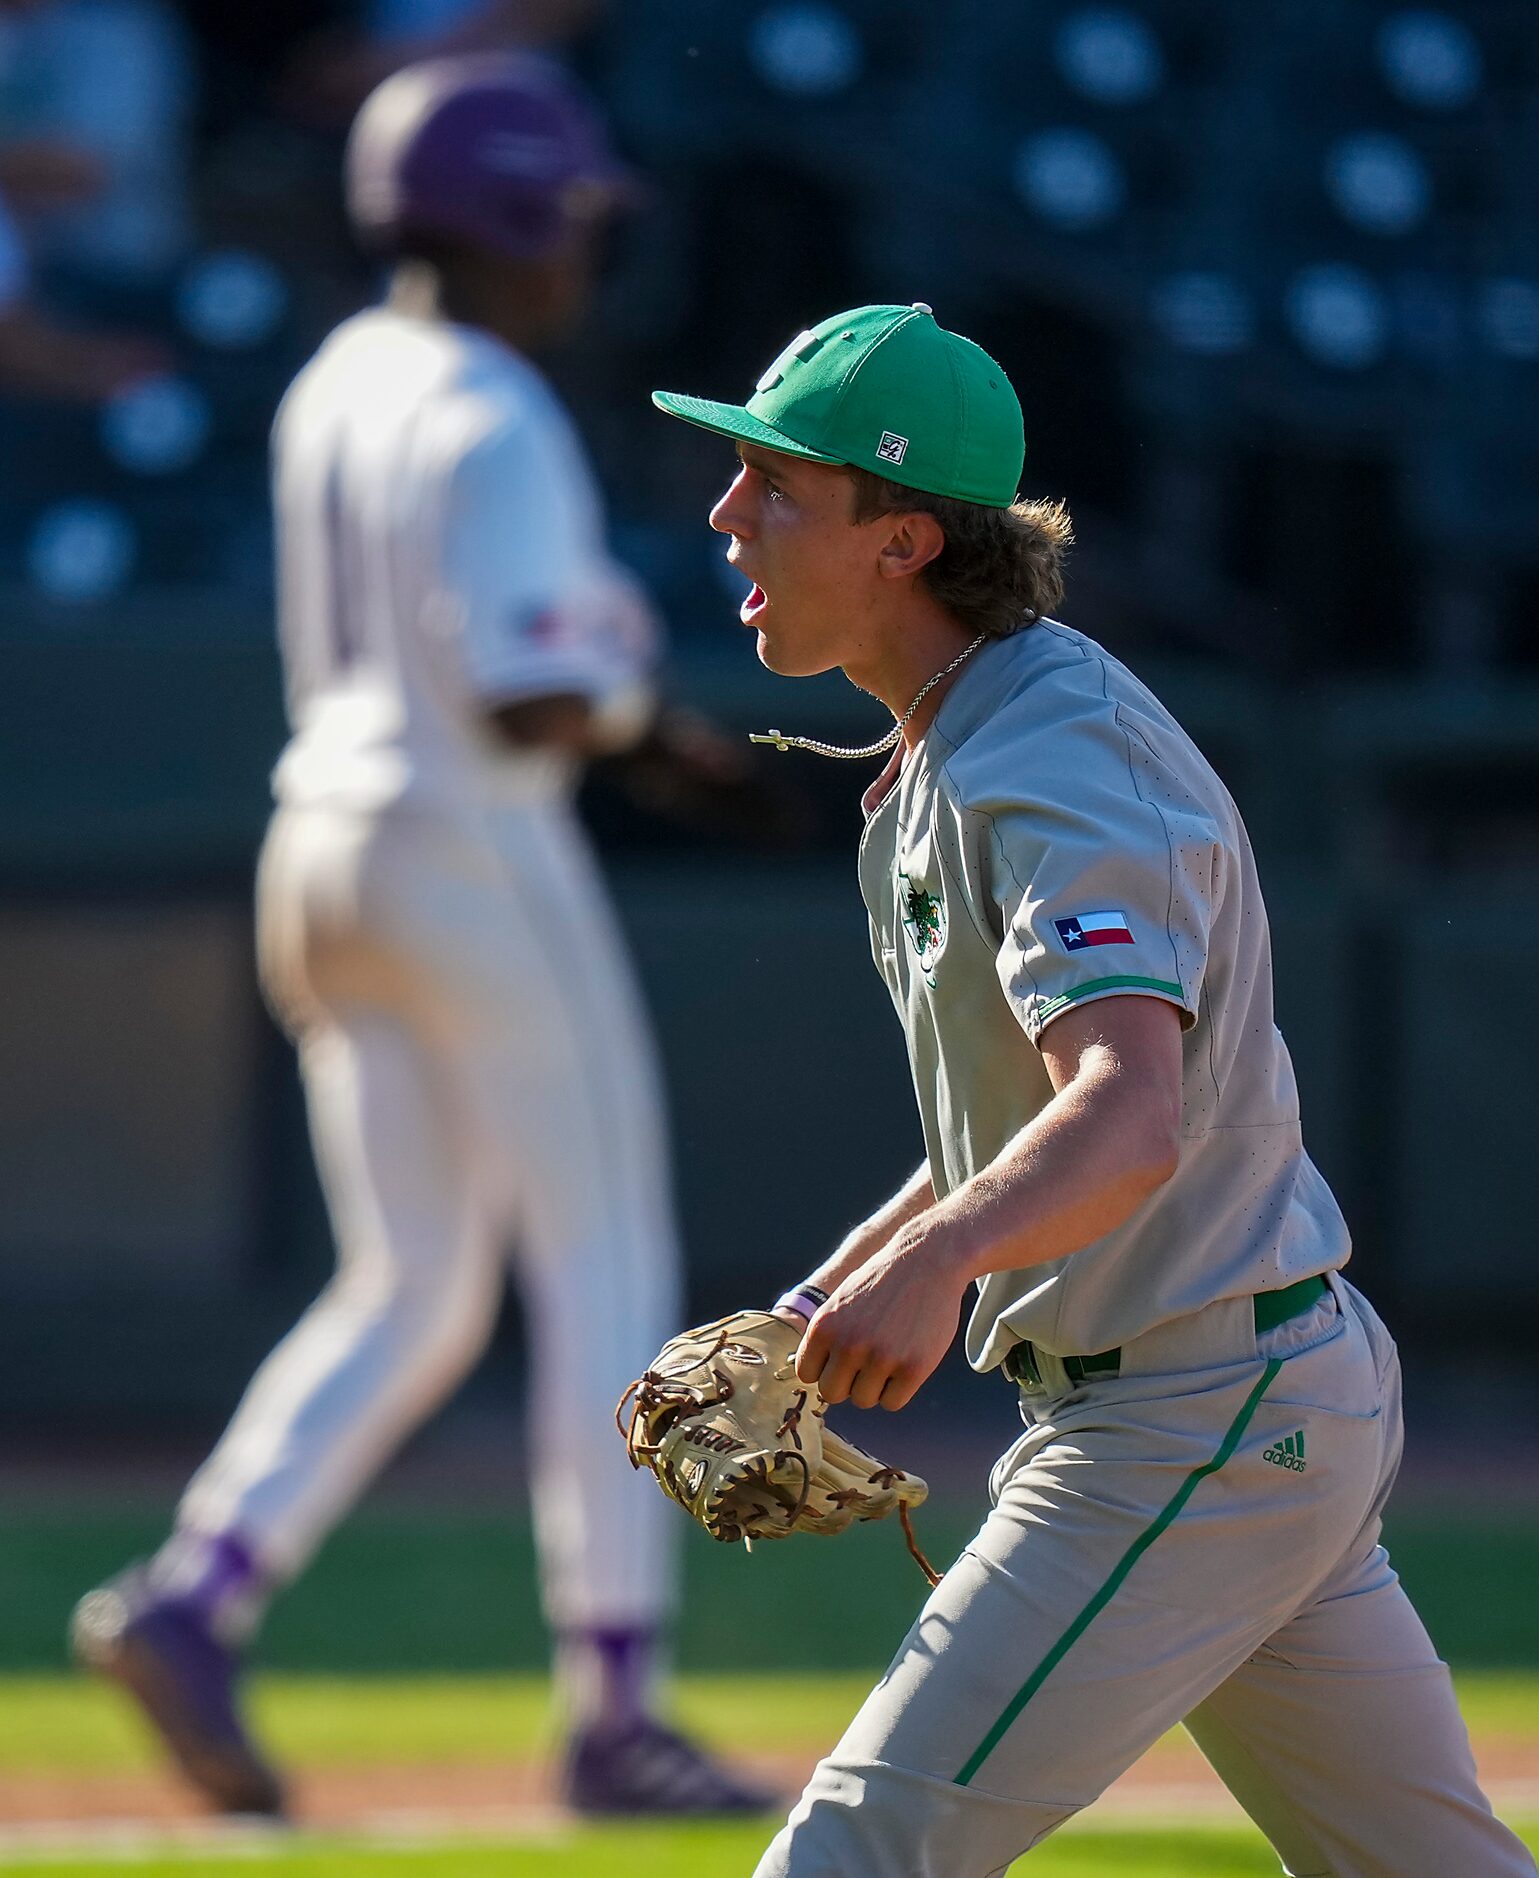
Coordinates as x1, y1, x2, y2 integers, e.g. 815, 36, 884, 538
70, 56, 767, 1820
654, 305, 1535, 1875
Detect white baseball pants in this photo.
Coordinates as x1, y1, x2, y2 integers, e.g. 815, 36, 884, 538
179, 800, 681, 1630
756, 1280, 1534, 1878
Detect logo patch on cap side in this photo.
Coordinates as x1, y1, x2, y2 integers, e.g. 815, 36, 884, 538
758, 329, 822, 392
876, 431, 909, 465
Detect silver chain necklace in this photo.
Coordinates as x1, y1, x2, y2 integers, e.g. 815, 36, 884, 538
749, 634, 987, 760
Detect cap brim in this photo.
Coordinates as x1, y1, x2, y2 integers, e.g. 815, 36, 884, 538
651, 391, 844, 464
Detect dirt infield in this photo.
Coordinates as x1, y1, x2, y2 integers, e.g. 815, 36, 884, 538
0, 1733, 1533, 1838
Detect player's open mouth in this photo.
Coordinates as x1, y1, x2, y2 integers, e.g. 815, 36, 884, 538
741, 583, 767, 623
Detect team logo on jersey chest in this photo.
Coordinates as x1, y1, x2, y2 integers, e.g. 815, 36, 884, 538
898, 872, 946, 986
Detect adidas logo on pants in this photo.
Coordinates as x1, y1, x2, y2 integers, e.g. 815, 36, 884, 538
1264, 1430, 1307, 1471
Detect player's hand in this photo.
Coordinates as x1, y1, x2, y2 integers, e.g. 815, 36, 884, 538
795, 1223, 969, 1412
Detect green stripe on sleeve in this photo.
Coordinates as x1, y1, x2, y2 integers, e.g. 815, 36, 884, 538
1033, 976, 1185, 1025
955, 1357, 1283, 1788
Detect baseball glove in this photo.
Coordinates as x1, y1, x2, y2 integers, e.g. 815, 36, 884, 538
617, 1310, 940, 1585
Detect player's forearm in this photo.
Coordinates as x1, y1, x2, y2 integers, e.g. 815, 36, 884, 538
806, 1162, 935, 1295
772, 1163, 935, 1327
913, 1058, 1179, 1290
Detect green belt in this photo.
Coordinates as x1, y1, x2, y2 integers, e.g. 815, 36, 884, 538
1003, 1273, 1331, 1391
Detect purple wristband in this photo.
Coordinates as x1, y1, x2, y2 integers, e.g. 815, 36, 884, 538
772, 1283, 829, 1322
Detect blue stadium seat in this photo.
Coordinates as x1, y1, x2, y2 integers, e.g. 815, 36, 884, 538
601, 0, 932, 185
872, 1, 1253, 328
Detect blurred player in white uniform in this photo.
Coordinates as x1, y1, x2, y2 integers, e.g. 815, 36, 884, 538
72, 54, 769, 1820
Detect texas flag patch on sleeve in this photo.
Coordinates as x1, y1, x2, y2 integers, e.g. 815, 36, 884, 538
1055, 910, 1135, 950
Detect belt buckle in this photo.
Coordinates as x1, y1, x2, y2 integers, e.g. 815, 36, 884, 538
1006, 1340, 1045, 1391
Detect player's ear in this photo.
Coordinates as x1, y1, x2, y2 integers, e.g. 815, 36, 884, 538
876, 510, 945, 583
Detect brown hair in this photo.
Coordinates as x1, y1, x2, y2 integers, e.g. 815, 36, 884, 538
846, 469, 1073, 638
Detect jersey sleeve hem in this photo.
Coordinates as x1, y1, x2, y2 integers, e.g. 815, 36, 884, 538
1027, 974, 1194, 1042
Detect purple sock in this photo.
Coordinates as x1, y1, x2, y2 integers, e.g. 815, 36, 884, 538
558, 1626, 658, 1730
149, 1530, 267, 1645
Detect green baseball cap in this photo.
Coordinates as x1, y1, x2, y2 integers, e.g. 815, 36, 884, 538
652, 303, 1024, 508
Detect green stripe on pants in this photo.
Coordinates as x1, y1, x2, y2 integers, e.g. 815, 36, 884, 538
954, 1357, 1283, 1788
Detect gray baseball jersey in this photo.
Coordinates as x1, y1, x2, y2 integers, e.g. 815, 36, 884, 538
760, 618, 1531, 1878
857, 619, 1349, 1365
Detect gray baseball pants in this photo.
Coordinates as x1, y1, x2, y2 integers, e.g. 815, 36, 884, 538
756, 1279, 1533, 1877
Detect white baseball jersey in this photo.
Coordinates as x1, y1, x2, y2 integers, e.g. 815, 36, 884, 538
177, 305, 682, 1633
271, 306, 655, 816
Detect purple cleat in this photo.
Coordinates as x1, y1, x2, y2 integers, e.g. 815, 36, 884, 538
561, 1715, 777, 1816
69, 1567, 286, 1818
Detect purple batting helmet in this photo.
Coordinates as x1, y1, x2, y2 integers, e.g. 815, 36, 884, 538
345, 54, 632, 263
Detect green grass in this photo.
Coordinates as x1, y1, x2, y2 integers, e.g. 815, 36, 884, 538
1, 1504, 1534, 1873
0, 1672, 879, 1773
0, 1502, 961, 1675
0, 1825, 1351, 1876
6, 1500, 1539, 1675
0, 1668, 1534, 1775
0, 1825, 1365, 1877
0, 1672, 1533, 1875
9, 1821, 1539, 1878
